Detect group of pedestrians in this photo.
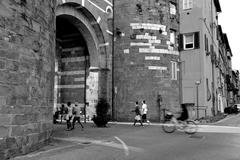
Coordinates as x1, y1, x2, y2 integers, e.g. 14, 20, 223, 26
58, 102, 84, 131
132, 100, 150, 126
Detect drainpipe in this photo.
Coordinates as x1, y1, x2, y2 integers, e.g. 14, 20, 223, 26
111, 0, 115, 121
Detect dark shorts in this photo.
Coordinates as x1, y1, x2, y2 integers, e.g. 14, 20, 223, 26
142, 114, 147, 121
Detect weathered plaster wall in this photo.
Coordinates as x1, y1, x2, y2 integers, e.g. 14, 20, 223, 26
0, 0, 56, 159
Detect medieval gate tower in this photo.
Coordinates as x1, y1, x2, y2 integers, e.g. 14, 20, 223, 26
0, 0, 179, 158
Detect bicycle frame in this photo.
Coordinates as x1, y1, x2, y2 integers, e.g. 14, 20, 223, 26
162, 113, 198, 134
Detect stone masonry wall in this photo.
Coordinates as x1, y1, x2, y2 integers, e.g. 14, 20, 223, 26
114, 0, 180, 121
0, 0, 56, 159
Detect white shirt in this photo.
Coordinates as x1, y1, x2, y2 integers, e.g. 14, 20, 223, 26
142, 104, 148, 114
67, 106, 73, 116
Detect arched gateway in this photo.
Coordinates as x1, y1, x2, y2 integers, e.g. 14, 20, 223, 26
55, 1, 112, 120
0, 0, 112, 159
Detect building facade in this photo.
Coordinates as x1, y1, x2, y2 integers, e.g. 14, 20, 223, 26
179, 0, 222, 118
231, 70, 240, 105
217, 26, 229, 112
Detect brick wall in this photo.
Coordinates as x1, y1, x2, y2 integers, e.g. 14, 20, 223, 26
0, 0, 56, 159
114, 0, 180, 121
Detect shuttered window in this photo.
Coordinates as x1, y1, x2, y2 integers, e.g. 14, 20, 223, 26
184, 33, 194, 50
181, 32, 200, 50
205, 34, 209, 52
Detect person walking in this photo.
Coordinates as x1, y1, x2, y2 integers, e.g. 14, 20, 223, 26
141, 100, 150, 124
132, 101, 143, 126
60, 104, 65, 123
66, 102, 73, 131
71, 104, 84, 130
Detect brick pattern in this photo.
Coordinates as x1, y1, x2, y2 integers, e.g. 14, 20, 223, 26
114, 0, 180, 121
0, 0, 56, 159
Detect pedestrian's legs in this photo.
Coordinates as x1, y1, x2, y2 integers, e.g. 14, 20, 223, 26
133, 120, 137, 126
139, 120, 143, 126
71, 117, 76, 130
142, 114, 146, 123
77, 117, 84, 129
60, 114, 63, 123
66, 120, 71, 130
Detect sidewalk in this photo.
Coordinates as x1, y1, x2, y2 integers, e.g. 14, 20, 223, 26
212, 113, 240, 127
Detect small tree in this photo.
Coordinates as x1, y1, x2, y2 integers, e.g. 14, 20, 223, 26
92, 98, 111, 127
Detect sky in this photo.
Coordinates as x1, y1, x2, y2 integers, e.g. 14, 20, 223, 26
218, 0, 240, 71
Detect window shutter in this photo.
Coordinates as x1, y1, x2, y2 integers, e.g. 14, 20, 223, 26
204, 34, 207, 51
206, 37, 209, 52
210, 44, 214, 54
179, 34, 183, 51
194, 32, 200, 49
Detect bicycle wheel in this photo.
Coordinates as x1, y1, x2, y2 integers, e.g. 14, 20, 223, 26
184, 120, 198, 134
162, 120, 176, 133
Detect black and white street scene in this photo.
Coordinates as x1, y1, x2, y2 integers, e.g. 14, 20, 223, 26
0, 0, 240, 160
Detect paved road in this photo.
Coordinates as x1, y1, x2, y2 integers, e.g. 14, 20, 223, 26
13, 120, 240, 160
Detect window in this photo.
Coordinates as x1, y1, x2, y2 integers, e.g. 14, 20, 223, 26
180, 32, 199, 50
170, 29, 176, 44
171, 61, 178, 80
184, 33, 194, 50
204, 34, 209, 52
170, 3, 176, 15
183, 0, 193, 10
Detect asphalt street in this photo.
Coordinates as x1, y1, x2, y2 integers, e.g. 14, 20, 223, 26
12, 114, 240, 160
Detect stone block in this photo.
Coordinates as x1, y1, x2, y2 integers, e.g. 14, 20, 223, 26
0, 96, 6, 106
6, 60, 19, 72
38, 132, 48, 143
10, 123, 40, 137
0, 150, 6, 160
6, 148, 22, 159
0, 105, 33, 115
0, 138, 7, 150
0, 49, 19, 60
0, 85, 11, 97
0, 126, 9, 138
11, 126, 24, 137
25, 123, 40, 135
11, 114, 39, 125
0, 114, 12, 125
0, 60, 5, 69
26, 133, 39, 147
40, 122, 52, 133
6, 137, 18, 149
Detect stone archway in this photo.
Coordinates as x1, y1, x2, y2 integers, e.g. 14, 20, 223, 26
55, 3, 108, 120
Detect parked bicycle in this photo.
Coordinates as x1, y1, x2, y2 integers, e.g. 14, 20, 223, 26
162, 111, 198, 134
